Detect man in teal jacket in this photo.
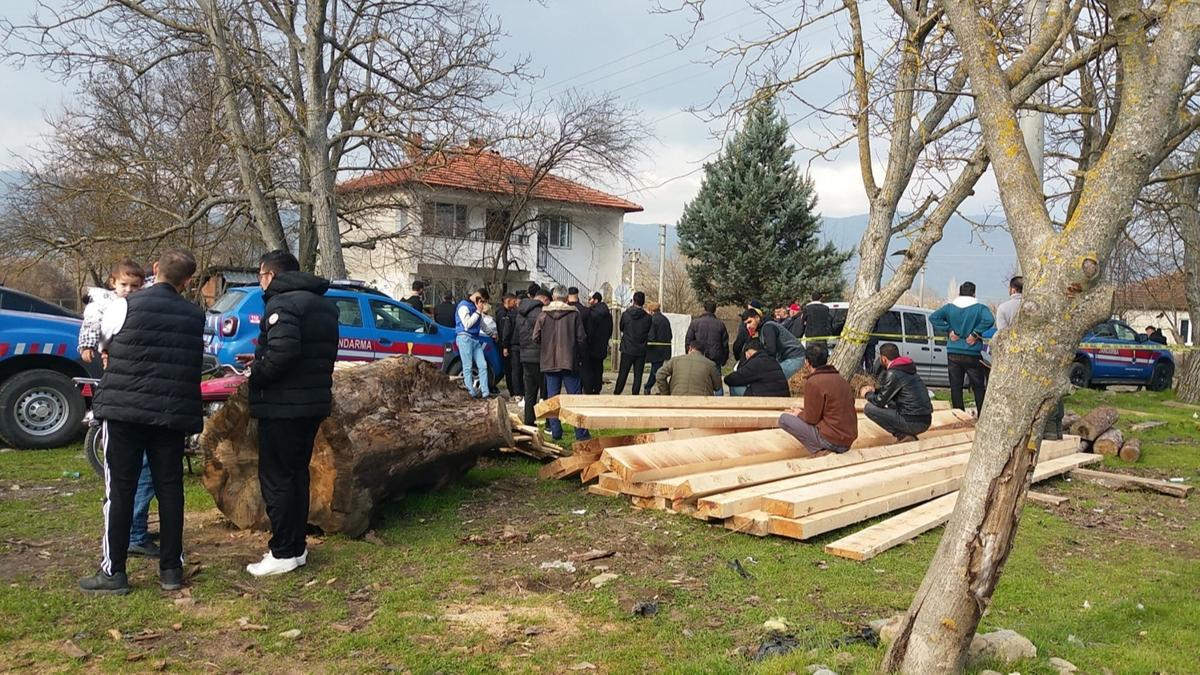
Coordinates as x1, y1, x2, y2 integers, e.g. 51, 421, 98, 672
929, 282, 995, 413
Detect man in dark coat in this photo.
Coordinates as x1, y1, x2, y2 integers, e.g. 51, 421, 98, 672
245, 250, 338, 577
685, 300, 730, 371
801, 292, 833, 347
516, 287, 550, 425
583, 292, 613, 394
783, 303, 805, 338
614, 291, 652, 395
723, 339, 790, 397
403, 280, 425, 313
742, 309, 807, 379
1145, 326, 1168, 345
81, 249, 204, 595
643, 301, 673, 394
533, 285, 590, 441
496, 293, 523, 396
732, 299, 764, 362
861, 343, 933, 442
433, 293, 457, 328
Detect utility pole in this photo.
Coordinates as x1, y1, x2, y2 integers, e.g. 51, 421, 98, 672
628, 248, 641, 294
658, 224, 667, 311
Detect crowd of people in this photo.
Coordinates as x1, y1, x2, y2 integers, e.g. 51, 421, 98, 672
76, 264, 1080, 594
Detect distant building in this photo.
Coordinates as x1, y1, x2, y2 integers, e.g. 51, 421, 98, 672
1116, 273, 1193, 345
199, 267, 259, 308
336, 143, 642, 301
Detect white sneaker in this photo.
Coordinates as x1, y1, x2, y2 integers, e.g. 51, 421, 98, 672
297, 550, 308, 567
246, 552, 300, 577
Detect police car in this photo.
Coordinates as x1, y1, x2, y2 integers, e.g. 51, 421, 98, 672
1069, 319, 1175, 391
0, 287, 100, 448
204, 281, 502, 385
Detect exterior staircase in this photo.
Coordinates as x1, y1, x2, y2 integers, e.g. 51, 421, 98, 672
536, 245, 588, 296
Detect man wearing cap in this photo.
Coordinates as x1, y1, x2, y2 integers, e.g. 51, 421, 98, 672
783, 303, 805, 338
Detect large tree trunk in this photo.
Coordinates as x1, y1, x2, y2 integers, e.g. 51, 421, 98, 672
199, 357, 512, 537
1172, 169, 1200, 402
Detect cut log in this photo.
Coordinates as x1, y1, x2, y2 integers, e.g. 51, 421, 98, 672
1061, 410, 1082, 432
820, 452, 1101, 558
1071, 405, 1119, 441
1118, 438, 1142, 463
1069, 468, 1192, 498
200, 357, 511, 537
1093, 428, 1124, 456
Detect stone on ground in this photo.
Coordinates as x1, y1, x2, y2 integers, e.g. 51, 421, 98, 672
967, 628, 1037, 665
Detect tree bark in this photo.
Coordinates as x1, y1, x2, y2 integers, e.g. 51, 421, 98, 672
1170, 166, 1200, 402
199, 357, 512, 537
1093, 428, 1124, 456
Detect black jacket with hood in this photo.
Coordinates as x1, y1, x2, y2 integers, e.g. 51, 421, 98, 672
619, 305, 652, 357
515, 297, 545, 365
584, 301, 613, 359
724, 352, 791, 397
866, 356, 933, 420
248, 271, 339, 419
645, 312, 673, 363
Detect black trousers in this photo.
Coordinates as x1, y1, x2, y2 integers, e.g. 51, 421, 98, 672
504, 349, 524, 396
581, 356, 606, 394
257, 416, 323, 559
521, 362, 545, 426
947, 353, 988, 413
613, 354, 646, 395
101, 420, 185, 575
863, 403, 931, 440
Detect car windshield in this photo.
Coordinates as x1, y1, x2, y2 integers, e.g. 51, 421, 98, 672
209, 291, 246, 314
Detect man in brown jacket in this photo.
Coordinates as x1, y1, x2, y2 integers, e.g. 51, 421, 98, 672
533, 285, 589, 441
655, 342, 723, 396
778, 344, 858, 453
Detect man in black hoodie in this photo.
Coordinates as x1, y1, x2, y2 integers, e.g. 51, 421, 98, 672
643, 301, 673, 394
723, 339, 790, 396
861, 343, 933, 441
516, 287, 550, 425
496, 292, 522, 396
583, 292, 612, 394
245, 250, 338, 578
614, 291, 652, 394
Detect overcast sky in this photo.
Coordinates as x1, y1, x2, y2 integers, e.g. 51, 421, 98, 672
0, 0, 1003, 226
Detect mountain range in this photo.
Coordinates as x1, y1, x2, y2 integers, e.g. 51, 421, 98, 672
624, 214, 1018, 304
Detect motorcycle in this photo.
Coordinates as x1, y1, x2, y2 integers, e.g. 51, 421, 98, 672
74, 361, 248, 477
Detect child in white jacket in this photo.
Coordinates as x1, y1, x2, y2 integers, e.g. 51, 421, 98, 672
78, 259, 146, 363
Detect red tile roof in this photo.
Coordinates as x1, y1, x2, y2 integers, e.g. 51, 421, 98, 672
1116, 272, 1190, 311
338, 148, 643, 213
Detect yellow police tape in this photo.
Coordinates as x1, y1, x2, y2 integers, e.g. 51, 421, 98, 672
800, 331, 1200, 354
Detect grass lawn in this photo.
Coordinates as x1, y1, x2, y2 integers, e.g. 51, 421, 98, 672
1, 389, 1197, 674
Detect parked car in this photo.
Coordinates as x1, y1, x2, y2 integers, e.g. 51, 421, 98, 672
0, 287, 100, 448
204, 281, 502, 386
826, 302, 950, 387
1070, 319, 1174, 391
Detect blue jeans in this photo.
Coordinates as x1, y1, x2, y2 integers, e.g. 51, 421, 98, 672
129, 452, 155, 545
779, 356, 805, 381
644, 361, 664, 394
456, 334, 491, 397
545, 370, 589, 440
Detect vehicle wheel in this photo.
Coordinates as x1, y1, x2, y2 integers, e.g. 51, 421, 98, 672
0, 369, 86, 449
446, 359, 463, 376
1147, 361, 1175, 392
85, 424, 106, 477
1067, 360, 1091, 389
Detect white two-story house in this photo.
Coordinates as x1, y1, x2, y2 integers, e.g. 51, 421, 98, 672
337, 144, 642, 303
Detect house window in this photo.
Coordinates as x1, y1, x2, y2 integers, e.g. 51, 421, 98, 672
485, 209, 511, 242
1181, 318, 1192, 344
540, 214, 572, 248
422, 201, 469, 237
429, 278, 471, 304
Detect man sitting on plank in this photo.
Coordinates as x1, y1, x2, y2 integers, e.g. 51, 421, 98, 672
656, 341, 723, 396
777, 344, 858, 454
859, 343, 933, 442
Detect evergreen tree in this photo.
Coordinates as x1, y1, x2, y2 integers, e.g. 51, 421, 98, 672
676, 96, 849, 307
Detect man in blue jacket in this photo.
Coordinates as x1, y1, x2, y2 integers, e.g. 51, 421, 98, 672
455, 288, 492, 398
929, 281, 995, 413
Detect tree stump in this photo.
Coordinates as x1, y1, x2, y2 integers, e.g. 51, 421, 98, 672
1093, 428, 1124, 456
1118, 438, 1141, 463
1070, 405, 1118, 441
199, 357, 512, 537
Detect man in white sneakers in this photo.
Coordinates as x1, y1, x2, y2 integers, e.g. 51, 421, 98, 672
245, 251, 338, 577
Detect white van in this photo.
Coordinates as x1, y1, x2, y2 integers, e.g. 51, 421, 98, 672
824, 302, 950, 388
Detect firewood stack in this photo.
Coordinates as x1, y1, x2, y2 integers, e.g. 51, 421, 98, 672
1065, 406, 1141, 462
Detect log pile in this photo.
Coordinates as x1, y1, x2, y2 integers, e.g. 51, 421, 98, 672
535, 395, 1098, 559
1065, 406, 1143, 462
200, 357, 511, 537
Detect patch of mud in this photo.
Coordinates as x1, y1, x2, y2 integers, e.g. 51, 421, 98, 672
442, 602, 584, 642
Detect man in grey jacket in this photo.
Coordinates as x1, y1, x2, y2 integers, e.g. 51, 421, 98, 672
656, 342, 723, 396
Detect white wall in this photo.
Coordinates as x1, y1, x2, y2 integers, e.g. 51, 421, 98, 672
1121, 309, 1193, 345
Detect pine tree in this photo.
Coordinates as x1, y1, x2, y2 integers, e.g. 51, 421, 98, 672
676, 96, 849, 307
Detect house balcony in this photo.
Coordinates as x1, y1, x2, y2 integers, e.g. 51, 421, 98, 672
417, 230, 536, 272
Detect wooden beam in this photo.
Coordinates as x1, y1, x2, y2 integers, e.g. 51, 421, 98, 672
695, 439, 973, 519
725, 510, 771, 537
538, 394, 953, 418
760, 453, 971, 518
630, 495, 669, 510
579, 460, 607, 483
598, 473, 654, 498
820, 451, 1100, 558
769, 476, 962, 541
1026, 491, 1069, 506
537, 453, 598, 480
568, 428, 742, 457
557, 404, 966, 431
586, 485, 620, 498
1069, 468, 1193, 498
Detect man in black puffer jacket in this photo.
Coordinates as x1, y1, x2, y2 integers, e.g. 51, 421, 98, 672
685, 300, 729, 369
82, 249, 204, 596
615, 291, 652, 395
516, 286, 550, 425
862, 343, 933, 441
245, 250, 338, 578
